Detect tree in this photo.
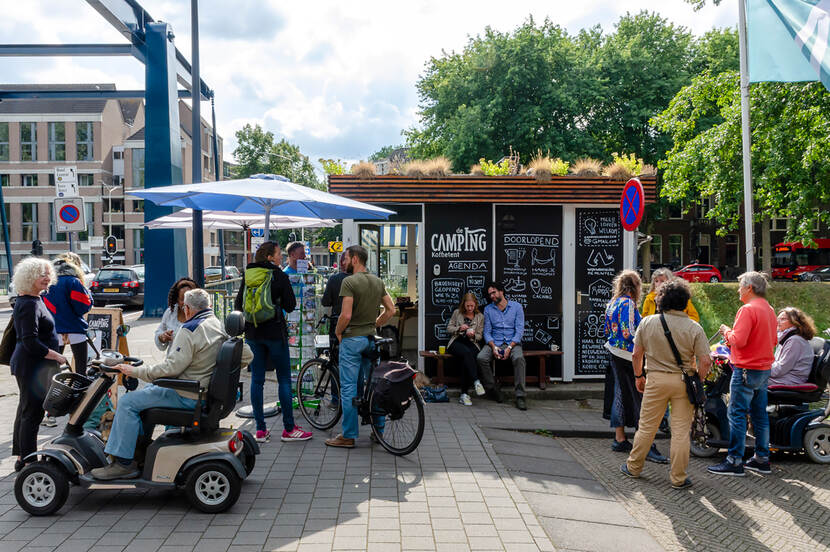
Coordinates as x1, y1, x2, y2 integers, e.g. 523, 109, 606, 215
652, 71, 830, 247
369, 145, 404, 161
232, 124, 322, 190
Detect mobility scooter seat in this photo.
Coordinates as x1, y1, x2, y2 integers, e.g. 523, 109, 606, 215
767, 337, 830, 406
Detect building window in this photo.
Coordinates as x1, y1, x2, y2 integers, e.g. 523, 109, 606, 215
772, 217, 789, 232
22, 174, 37, 187
78, 203, 94, 241
0, 123, 8, 161
650, 235, 663, 265
131, 148, 145, 188
132, 200, 144, 213
76, 122, 93, 161
20, 123, 37, 161
667, 203, 683, 220
0, 175, 8, 187
48, 122, 66, 161
78, 174, 94, 187
725, 234, 739, 267
696, 197, 712, 220
49, 208, 67, 242
21, 203, 38, 242
110, 225, 125, 240
113, 150, 123, 160
668, 234, 683, 266
107, 198, 124, 213
133, 229, 144, 264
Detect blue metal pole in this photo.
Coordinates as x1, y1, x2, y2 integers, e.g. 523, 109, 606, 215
190, 0, 205, 287
211, 96, 226, 283
143, 21, 187, 317
0, 183, 13, 277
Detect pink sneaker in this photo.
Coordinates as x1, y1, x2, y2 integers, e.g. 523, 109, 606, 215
255, 430, 271, 443
281, 426, 312, 442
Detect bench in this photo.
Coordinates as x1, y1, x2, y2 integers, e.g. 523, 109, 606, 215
419, 350, 562, 389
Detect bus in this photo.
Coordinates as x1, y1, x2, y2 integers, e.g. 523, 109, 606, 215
772, 239, 830, 280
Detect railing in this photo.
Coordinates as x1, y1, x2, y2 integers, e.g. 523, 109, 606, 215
205, 277, 241, 320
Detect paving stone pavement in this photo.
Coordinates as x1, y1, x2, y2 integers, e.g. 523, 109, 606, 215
558, 437, 830, 552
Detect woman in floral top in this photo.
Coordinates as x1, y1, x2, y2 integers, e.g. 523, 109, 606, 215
604, 270, 667, 464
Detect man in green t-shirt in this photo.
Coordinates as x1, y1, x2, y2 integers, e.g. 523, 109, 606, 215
326, 245, 395, 448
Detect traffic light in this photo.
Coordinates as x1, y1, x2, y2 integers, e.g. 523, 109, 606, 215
31, 240, 43, 257
105, 236, 117, 256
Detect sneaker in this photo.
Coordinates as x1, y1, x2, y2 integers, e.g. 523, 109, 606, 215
41, 416, 57, 428
672, 478, 693, 490
744, 457, 772, 474
282, 426, 312, 442
90, 461, 139, 480
611, 439, 633, 453
325, 434, 355, 448
708, 459, 745, 477
473, 380, 485, 396
646, 444, 669, 464
619, 463, 639, 478
255, 430, 271, 443
459, 393, 472, 406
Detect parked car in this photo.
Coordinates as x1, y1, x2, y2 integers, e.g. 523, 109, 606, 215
799, 266, 830, 282
90, 264, 145, 307
9, 259, 95, 308
205, 265, 241, 283
674, 264, 722, 283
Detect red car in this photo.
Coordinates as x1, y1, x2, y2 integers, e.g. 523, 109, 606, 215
674, 264, 722, 283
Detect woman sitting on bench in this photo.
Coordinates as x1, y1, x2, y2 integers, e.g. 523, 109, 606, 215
446, 292, 485, 406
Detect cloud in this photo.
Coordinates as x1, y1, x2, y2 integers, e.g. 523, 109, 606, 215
200, 0, 286, 41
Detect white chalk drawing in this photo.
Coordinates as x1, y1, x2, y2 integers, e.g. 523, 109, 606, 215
530, 278, 552, 297
584, 218, 597, 235
531, 247, 556, 267
588, 279, 613, 301
534, 329, 553, 345
547, 316, 560, 330
504, 277, 526, 293
505, 248, 526, 267
587, 248, 615, 267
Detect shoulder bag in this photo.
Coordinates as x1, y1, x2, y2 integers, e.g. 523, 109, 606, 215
659, 313, 705, 406
0, 315, 16, 366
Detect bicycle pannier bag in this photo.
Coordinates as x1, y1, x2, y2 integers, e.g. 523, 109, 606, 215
373, 361, 416, 420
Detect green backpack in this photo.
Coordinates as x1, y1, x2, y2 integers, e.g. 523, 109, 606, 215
242, 267, 278, 326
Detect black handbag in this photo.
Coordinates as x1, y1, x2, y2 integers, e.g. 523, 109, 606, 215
0, 315, 15, 366
659, 313, 705, 406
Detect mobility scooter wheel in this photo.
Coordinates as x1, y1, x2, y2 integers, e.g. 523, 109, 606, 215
14, 461, 70, 516
804, 426, 830, 464
184, 461, 241, 513
690, 422, 721, 458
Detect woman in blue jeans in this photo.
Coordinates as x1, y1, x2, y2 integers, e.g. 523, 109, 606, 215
235, 241, 311, 443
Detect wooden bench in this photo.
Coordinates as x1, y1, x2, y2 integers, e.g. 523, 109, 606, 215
419, 350, 562, 389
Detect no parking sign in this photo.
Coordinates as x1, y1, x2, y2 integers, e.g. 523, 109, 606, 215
619, 178, 645, 231
54, 197, 86, 232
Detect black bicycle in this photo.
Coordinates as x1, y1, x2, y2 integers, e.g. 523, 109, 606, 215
297, 327, 425, 456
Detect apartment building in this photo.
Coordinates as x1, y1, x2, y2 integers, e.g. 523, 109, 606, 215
0, 83, 244, 273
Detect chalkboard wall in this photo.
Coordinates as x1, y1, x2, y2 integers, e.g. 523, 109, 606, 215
424, 204, 492, 351
495, 205, 563, 352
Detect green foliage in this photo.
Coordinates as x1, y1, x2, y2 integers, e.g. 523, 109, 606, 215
609, 153, 643, 176
404, 13, 737, 171
550, 158, 569, 176
652, 72, 830, 242
232, 124, 322, 190
369, 145, 403, 162
671, 282, 830, 338
479, 158, 511, 176
685, 0, 723, 10
318, 158, 347, 175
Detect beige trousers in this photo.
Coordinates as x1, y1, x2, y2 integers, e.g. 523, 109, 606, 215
626, 370, 694, 486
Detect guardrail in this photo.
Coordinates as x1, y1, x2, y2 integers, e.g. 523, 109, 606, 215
205, 277, 241, 320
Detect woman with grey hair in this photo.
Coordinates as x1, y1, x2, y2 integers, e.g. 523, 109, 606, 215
11, 257, 67, 471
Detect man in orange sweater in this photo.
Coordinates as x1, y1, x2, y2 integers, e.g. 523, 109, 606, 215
708, 272, 777, 477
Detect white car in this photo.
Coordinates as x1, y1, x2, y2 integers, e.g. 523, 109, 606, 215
9, 260, 95, 308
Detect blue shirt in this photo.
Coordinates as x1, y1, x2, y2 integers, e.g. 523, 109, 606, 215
483, 300, 525, 346
604, 296, 641, 356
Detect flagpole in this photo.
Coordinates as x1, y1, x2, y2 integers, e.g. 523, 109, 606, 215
738, 0, 756, 272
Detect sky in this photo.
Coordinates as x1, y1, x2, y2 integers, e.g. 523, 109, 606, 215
0, 1, 735, 169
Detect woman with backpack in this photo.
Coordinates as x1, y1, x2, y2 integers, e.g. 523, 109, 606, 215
234, 241, 311, 443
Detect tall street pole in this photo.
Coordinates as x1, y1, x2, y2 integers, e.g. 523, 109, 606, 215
191, 0, 205, 285
738, 0, 755, 272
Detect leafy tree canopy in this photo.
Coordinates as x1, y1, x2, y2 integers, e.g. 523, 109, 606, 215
405, 12, 738, 171
232, 124, 322, 190
369, 145, 404, 161
652, 71, 830, 243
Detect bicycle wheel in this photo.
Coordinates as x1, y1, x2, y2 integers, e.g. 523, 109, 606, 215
369, 382, 425, 456
297, 359, 341, 431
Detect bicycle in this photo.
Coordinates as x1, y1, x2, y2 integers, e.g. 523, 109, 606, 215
297, 320, 425, 456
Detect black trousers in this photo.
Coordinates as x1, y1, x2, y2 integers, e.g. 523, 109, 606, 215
60, 341, 88, 373
13, 363, 54, 457
448, 339, 479, 394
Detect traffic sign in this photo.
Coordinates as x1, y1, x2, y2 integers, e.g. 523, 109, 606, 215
250, 228, 266, 251
54, 166, 78, 198
53, 197, 86, 232
328, 241, 343, 253
620, 178, 645, 231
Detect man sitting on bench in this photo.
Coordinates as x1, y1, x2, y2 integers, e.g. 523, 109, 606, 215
476, 281, 528, 411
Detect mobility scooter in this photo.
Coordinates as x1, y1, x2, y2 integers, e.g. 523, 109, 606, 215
691, 335, 830, 464
14, 312, 259, 515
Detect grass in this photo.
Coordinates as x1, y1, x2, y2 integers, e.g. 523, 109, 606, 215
643, 282, 830, 338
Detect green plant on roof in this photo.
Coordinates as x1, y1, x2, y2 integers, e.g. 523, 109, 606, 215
319, 158, 347, 175
479, 158, 511, 176
550, 158, 569, 176
610, 152, 643, 176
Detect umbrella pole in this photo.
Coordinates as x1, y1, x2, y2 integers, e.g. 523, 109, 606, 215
264, 207, 271, 243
